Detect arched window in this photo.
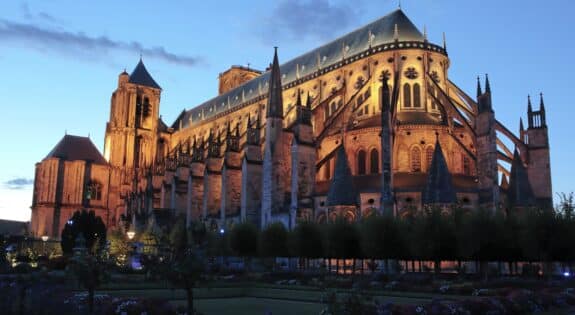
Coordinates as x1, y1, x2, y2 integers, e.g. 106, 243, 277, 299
462, 155, 471, 175
370, 149, 379, 174
87, 181, 102, 201
429, 86, 437, 110
357, 150, 367, 175
324, 159, 331, 180
403, 83, 412, 108
413, 83, 421, 108
426, 146, 434, 169
410, 147, 421, 172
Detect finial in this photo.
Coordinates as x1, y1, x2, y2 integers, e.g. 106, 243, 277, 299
442, 32, 447, 50
539, 92, 545, 111
139, 51, 143, 61
64, 129, 67, 135
394, 23, 399, 41
306, 91, 312, 109
423, 25, 428, 41
247, 114, 252, 127
476, 76, 482, 97
398, 0, 402, 9
484, 73, 491, 94
527, 94, 533, 112
519, 117, 524, 132
296, 88, 302, 106
274, 46, 278, 54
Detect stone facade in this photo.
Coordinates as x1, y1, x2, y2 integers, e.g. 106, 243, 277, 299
30, 9, 552, 237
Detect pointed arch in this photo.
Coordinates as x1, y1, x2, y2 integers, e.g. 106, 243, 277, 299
403, 83, 412, 108
370, 148, 379, 174
357, 150, 367, 175
410, 146, 421, 172
413, 83, 421, 108
425, 146, 434, 170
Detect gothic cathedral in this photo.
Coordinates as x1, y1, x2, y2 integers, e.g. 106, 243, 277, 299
30, 9, 552, 237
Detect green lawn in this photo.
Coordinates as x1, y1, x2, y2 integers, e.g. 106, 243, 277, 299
173, 297, 324, 315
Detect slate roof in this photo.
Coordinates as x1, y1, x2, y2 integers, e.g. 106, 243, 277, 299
179, 9, 426, 129
507, 149, 536, 207
422, 139, 457, 204
326, 145, 358, 206
44, 135, 107, 165
129, 59, 161, 89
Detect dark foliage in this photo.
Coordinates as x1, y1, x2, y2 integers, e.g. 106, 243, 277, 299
60, 209, 106, 255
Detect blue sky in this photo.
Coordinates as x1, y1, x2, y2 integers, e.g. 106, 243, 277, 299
1, 0, 574, 221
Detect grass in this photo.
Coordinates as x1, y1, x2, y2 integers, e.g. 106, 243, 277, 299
173, 297, 324, 315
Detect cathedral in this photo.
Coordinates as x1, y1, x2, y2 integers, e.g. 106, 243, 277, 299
30, 9, 552, 238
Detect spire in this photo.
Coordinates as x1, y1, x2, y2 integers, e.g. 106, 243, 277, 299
306, 92, 312, 109
527, 94, 533, 113
519, 117, 524, 133
266, 47, 284, 119
422, 138, 457, 205
484, 73, 491, 94
129, 59, 161, 89
295, 88, 302, 107
539, 92, 545, 112
326, 145, 358, 206
507, 148, 536, 207
247, 114, 252, 128
476, 76, 482, 98
394, 23, 399, 41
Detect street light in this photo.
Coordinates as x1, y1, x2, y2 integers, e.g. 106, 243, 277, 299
41, 235, 48, 255
126, 230, 136, 240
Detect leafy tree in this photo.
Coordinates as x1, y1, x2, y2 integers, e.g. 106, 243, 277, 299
229, 222, 258, 270
259, 222, 288, 271
360, 215, 404, 273
416, 207, 457, 274
289, 221, 324, 269
107, 229, 130, 264
260, 222, 289, 257
325, 219, 361, 274
162, 219, 207, 315
61, 209, 106, 255
69, 253, 109, 314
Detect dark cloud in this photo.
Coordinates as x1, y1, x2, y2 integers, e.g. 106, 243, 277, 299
259, 0, 363, 43
4, 178, 34, 190
0, 19, 203, 67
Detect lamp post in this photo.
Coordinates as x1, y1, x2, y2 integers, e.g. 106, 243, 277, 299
41, 235, 49, 256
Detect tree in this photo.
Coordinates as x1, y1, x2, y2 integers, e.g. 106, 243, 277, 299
289, 221, 324, 270
416, 207, 457, 274
260, 222, 289, 257
325, 219, 361, 274
164, 220, 207, 315
69, 250, 109, 314
360, 215, 404, 273
229, 222, 259, 270
61, 209, 106, 255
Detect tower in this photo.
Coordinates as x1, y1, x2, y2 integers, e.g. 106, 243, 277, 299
104, 60, 162, 171
289, 91, 316, 228
261, 48, 288, 228
474, 75, 499, 210
103, 59, 162, 224
241, 114, 263, 226
525, 94, 552, 207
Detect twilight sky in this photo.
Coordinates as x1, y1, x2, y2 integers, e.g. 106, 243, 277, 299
0, 0, 573, 222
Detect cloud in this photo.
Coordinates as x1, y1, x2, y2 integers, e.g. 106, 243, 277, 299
259, 0, 364, 43
4, 178, 34, 190
0, 19, 203, 67
20, 2, 59, 24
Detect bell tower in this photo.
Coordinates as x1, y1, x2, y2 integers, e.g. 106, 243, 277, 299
104, 59, 162, 171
